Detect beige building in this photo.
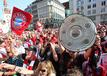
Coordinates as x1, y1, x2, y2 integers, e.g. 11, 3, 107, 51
69, 0, 107, 25
32, 0, 65, 28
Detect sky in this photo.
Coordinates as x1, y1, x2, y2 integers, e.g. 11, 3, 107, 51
0, 0, 68, 19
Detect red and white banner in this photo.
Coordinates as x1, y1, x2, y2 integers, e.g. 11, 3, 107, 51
11, 7, 32, 35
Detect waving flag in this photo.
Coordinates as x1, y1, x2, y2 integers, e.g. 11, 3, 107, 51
11, 7, 32, 35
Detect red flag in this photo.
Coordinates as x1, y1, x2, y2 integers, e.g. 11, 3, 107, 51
11, 7, 32, 35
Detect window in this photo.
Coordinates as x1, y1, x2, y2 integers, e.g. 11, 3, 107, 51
101, 8, 105, 12
81, 1, 84, 4
100, 14, 107, 20
87, 5, 91, 9
101, 1, 106, 6
92, 9, 96, 14
93, 4, 96, 8
89, 16, 96, 20
100, 14, 107, 24
81, 6, 84, 10
88, 0, 91, 2
87, 10, 91, 15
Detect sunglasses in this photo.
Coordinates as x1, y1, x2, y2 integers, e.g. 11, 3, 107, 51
40, 69, 46, 72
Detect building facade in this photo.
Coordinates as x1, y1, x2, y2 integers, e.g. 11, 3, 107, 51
31, 0, 65, 28
25, 5, 33, 30
69, 0, 107, 25
25, 5, 32, 13
69, 0, 80, 14
63, 1, 72, 17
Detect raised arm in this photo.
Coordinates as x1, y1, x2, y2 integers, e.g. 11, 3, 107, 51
50, 42, 58, 62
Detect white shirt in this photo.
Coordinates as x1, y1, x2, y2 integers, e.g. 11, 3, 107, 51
14, 45, 25, 55
0, 47, 7, 58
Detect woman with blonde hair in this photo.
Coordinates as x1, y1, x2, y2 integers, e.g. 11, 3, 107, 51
33, 60, 56, 76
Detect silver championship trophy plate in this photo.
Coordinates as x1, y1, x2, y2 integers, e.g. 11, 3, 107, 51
59, 14, 97, 52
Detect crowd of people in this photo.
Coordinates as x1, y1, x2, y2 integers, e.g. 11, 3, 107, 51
0, 24, 106, 76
